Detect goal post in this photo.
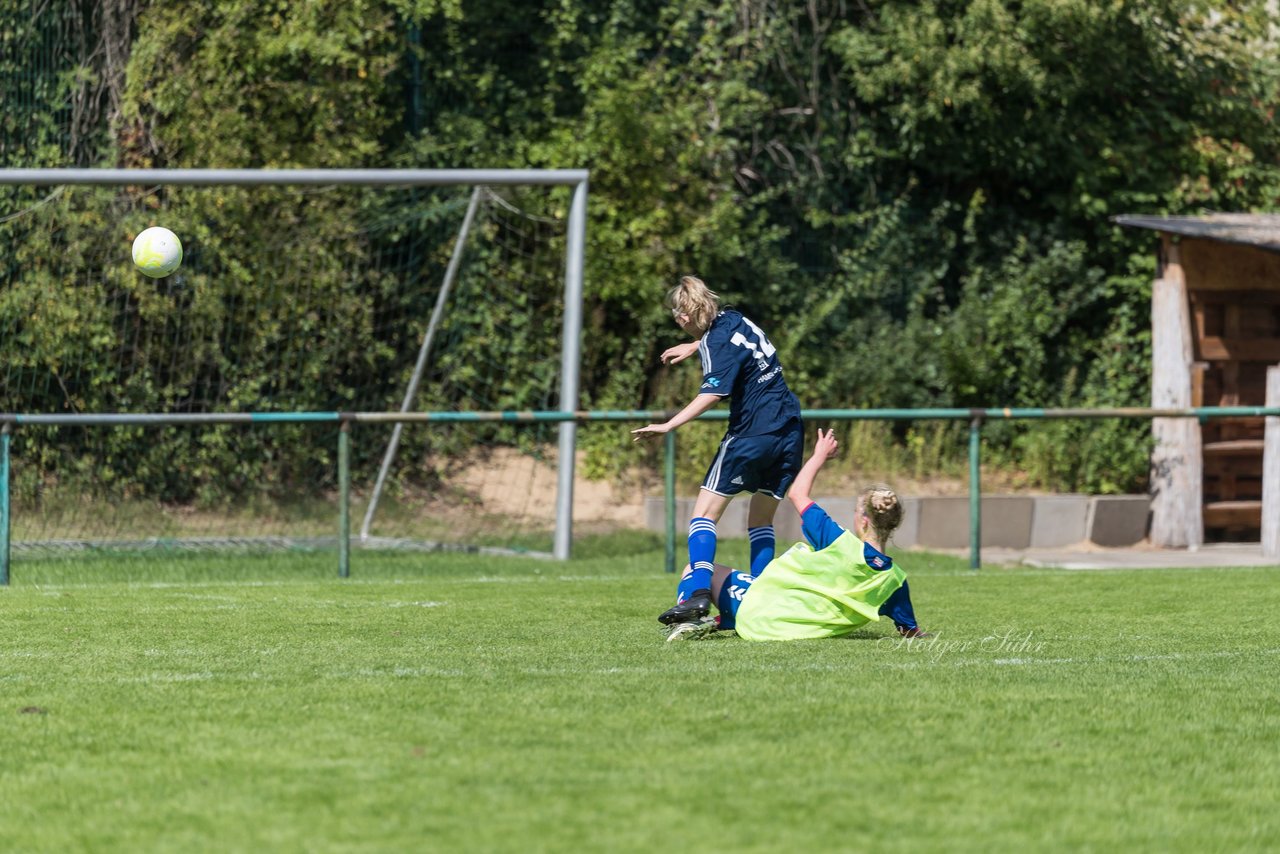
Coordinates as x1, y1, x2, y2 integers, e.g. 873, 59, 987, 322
0, 168, 589, 560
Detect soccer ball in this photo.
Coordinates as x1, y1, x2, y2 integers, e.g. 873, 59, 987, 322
132, 226, 183, 278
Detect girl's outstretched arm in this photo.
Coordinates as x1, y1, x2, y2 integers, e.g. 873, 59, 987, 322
631, 393, 721, 440
788, 428, 839, 513
660, 341, 701, 365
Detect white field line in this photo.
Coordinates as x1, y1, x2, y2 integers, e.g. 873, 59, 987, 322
3, 648, 1278, 687
878, 647, 1280, 669
24, 574, 652, 592
16, 562, 1279, 596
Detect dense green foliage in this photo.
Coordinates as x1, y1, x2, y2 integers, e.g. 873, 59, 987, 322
5, 0, 1280, 494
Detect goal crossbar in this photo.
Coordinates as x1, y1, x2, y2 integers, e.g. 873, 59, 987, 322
0, 168, 589, 186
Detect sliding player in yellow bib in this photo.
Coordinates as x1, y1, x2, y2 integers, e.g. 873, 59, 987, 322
667, 427, 928, 641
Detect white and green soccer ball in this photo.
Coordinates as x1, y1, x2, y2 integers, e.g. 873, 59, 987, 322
131, 226, 183, 278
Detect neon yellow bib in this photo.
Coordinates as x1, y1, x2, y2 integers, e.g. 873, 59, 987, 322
736, 533, 906, 641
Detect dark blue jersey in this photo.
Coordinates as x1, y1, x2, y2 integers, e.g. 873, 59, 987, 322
698, 310, 801, 437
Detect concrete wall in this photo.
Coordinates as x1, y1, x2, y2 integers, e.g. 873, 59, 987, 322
644, 494, 1151, 549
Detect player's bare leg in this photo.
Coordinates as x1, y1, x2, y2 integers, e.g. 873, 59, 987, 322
691, 489, 732, 524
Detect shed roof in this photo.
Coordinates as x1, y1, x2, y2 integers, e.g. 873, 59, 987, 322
1114, 213, 1280, 254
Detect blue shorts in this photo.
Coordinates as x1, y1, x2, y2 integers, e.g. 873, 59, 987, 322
701, 420, 803, 499
716, 570, 755, 627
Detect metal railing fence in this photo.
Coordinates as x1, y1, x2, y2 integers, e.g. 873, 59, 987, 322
3, 405, 1278, 584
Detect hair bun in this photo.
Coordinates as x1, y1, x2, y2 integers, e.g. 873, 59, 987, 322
861, 484, 903, 540
870, 490, 898, 514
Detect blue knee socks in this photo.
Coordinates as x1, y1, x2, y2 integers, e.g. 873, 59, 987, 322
677, 516, 717, 601
748, 525, 775, 576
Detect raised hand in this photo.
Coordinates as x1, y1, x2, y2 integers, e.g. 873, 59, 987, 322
812, 427, 839, 461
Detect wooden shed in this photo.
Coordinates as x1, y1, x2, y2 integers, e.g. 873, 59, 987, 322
1116, 213, 1280, 550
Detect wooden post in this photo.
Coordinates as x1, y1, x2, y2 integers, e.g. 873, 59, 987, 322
1263, 366, 1280, 559
1150, 238, 1204, 548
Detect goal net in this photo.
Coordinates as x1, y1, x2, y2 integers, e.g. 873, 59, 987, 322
0, 170, 586, 562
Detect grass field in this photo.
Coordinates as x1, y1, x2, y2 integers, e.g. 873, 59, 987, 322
1, 534, 1278, 852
